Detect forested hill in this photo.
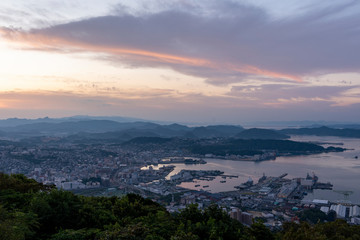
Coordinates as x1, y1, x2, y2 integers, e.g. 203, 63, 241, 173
123, 137, 345, 156
235, 128, 290, 140
1, 116, 360, 141
279, 126, 360, 138
1, 173, 360, 240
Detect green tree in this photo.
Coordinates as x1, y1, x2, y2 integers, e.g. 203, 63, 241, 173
281, 221, 327, 240
315, 219, 360, 240
326, 210, 337, 222
0, 205, 38, 240
297, 209, 327, 224
50, 228, 100, 240
29, 190, 81, 238
176, 204, 250, 240
249, 220, 275, 240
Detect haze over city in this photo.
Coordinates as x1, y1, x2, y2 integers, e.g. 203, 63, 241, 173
1, 0, 360, 124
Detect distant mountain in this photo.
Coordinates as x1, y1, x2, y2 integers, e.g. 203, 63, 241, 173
68, 115, 146, 123
8, 120, 122, 132
163, 123, 191, 131
63, 124, 244, 143
279, 126, 360, 138
0, 117, 55, 127
4, 117, 358, 141
326, 124, 360, 129
190, 127, 221, 138
235, 128, 290, 140
121, 137, 344, 157
2, 120, 123, 136
203, 125, 244, 135
0, 120, 165, 136
242, 120, 359, 129
189, 138, 345, 156
0, 115, 146, 128
190, 125, 244, 138
123, 137, 173, 145
0, 118, 247, 140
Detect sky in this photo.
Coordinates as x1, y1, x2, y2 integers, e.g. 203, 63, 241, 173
0, 0, 360, 124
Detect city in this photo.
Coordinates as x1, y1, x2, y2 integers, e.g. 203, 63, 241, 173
1, 135, 359, 228
1, 0, 360, 238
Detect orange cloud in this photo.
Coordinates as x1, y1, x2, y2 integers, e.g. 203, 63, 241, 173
0, 27, 302, 82
0, 102, 9, 108
235, 65, 302, 82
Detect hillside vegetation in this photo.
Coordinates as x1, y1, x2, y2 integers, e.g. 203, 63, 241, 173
1, 173, 360, 240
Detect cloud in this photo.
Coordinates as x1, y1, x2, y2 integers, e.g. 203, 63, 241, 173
1, 1, 359, 86
0, 87, 359, 123
229, 83, 360, 107
0, 89, 225, 120
13, 1, 360, 84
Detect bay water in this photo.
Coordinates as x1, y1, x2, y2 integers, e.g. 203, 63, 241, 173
150, 136, 360, 204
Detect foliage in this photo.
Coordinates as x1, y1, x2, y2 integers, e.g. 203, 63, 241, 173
280, 126, 360, 138
0, 204, 38, 240
0, 173, 54, 193
297, 208, 328, 224
190, 139, 326, 156
250, 220, 275, 240
297, 209, 338, 224
279, 220, 360, 240
174, 204, 251, 240
50, 229, 100, 240
1, 173, 360, 240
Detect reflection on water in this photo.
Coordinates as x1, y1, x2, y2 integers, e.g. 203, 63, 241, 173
147, 136, 360, 204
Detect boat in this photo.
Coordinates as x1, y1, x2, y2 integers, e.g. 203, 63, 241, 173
234, 184, 247, 190
245, 177, 253, 186
258, 173, 267, 183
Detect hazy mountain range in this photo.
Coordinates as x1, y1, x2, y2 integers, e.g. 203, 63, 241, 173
0, 116, 359, 141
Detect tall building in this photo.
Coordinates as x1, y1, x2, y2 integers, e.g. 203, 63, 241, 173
229, 207, 253, 226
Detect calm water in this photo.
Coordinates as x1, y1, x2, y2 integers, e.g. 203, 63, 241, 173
150, 136, 360, 204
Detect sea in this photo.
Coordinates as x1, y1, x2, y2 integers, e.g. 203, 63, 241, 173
148, 136, 360, 204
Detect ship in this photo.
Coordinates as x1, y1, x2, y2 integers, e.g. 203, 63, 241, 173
306, 172, 319, 183
258, 173, 267, 183
234, 177, 253, 189
245, 177, 253, 186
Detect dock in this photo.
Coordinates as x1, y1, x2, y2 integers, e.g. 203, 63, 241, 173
221, 174, 239, 178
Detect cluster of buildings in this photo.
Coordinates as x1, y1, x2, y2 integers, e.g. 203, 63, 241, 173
0, 141, 176, 190
204, 150, 276, 161
160, 172, 360, 227
326, 204, 360, 221
0, 139, 359, 227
